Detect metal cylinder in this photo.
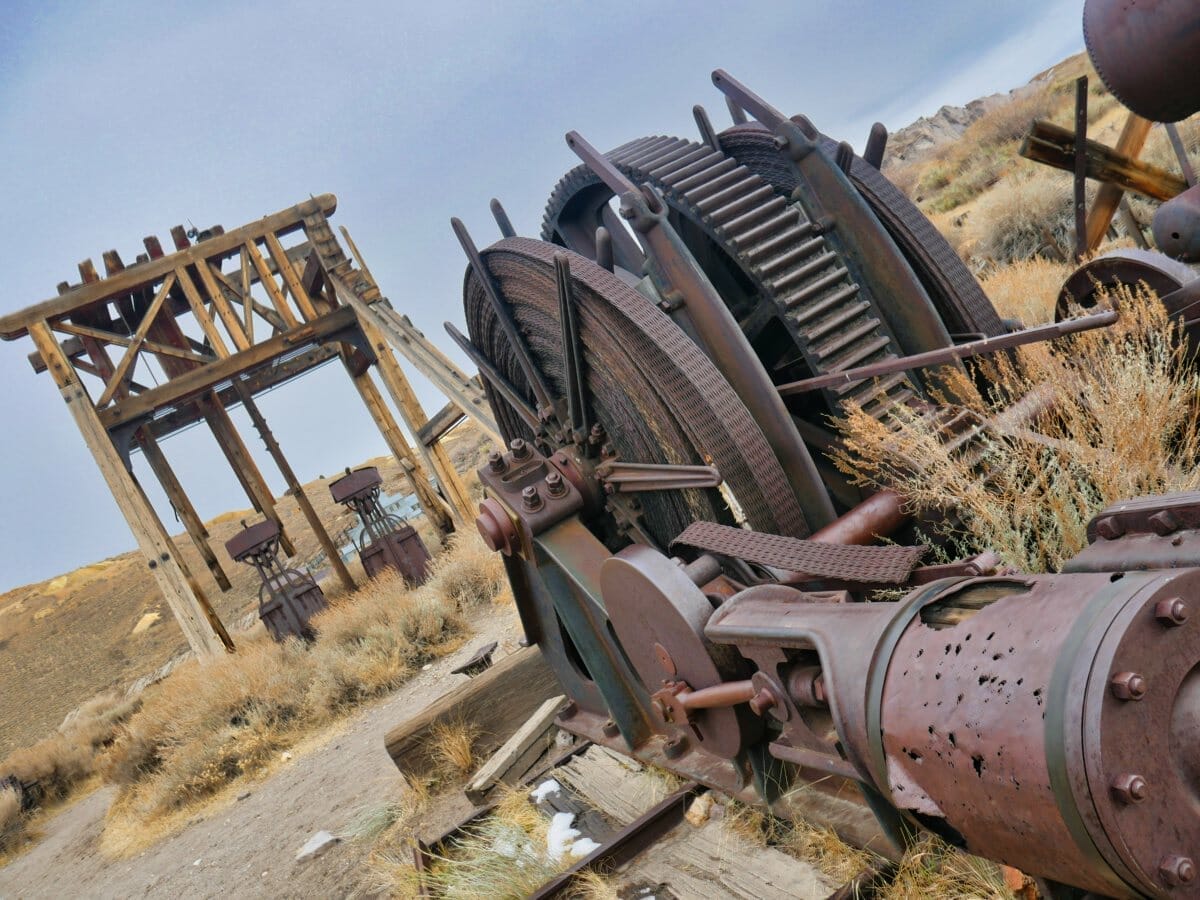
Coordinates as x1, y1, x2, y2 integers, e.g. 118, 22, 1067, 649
1084, 0, 1200, 122
1154, 183, 1200, 261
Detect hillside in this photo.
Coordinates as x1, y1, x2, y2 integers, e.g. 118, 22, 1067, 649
0, 423, 489, 755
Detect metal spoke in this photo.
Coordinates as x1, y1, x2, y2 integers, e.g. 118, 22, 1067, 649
490, 198, 517, 238
711, 69, 785, 131
451, 217, 555, 415
595, 226, 614, 272
444, 321, 540, 430
863, 123, 888, 170
554, 254, 589, 443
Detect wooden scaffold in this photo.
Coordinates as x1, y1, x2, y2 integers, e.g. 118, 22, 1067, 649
0, 194, 501, 656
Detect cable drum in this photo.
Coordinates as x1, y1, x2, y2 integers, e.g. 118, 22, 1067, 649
464, 238, 810, 545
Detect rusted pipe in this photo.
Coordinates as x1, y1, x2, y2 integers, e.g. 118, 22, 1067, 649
675, 679, 757, 710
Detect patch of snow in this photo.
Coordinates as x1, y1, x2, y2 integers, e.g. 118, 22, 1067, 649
568, 836, 600, 857
529, 778, 561, 803
295, 830, 340, 861
546, 812, 581, 861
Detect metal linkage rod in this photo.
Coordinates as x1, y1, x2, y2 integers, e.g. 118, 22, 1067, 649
444, 321, 540, 430
778, 309, 1118, 397
451, 217, 555, 416
489, 198, 517, 238
554, 254, 589, 442
594, 461, 721, 493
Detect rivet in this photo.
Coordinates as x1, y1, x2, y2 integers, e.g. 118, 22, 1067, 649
1110, 772, 1148, 804
1110, 671, 1147, 701
1095, 516, 1125, 540
1160, 855, 1197, 887
663, 736, 688, 759
521, 485, 542, 511
1155, 597, 1189, 627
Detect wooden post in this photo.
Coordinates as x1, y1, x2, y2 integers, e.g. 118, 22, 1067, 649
358, 316, 473, 524
28, 321, 232, 656
343, 354, 456, 534
1085, 113, 1154, 252
199, 394, 298, 557
137, 428, 233, 591
232, 380, 356, 592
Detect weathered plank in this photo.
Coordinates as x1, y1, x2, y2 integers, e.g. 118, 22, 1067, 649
384, 645, 561, 779
465, 694, 566, 804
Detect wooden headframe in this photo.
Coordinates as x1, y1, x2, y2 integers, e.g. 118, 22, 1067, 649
2, 194, 477, 656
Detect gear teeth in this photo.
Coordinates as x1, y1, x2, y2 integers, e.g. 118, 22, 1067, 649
545, 133, 919, 429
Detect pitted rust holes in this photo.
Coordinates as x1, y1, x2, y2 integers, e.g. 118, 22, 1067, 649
955, 643, 962, 655
948, 732, 957, 747
987, 632, 995, 641
1110, 572, 1125, 582
944, 644, 951, 655
956, 693, 964, 703
972, 754, 986, 776
935, 673, 942, 680
916, 648, 924, 658
992, 653, 1003, 661
905, 747, 924, 764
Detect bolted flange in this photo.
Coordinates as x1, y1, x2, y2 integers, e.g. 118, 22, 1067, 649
1109, 671, 1147, 701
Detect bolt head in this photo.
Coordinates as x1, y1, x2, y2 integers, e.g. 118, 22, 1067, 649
521, 485, 542, 511
1095, 516, 1125, 540
601, 719, 620, 738
748, 687, 778, 717
1110, 671, 1148, 701
663, 736, 688, 759
544, 471, 567, 497
1149, 509, 1180, 535
1160, 855, 1197, 887
510, 438, 531, 460
486, 450, 506, 473
1155, 597, 1189, 627
1110, 772, 1148, 804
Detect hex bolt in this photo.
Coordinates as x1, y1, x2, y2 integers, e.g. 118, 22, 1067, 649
1110, 671, 1148, 701
1155, 597, 1189, 627
558, 700, 578, 720
601, 719, 621, 738
521, 485, 543, 511
663, 736, 688, 759
1095, 516, 1125, 540
588, 423, 606, 446
1110, 772, 1148, 804
544, 471, 567, 498
1160, 855, 1197, 887
510, 438, 531, 461
1149, 509, 1180, 535
486, 450, 506, 473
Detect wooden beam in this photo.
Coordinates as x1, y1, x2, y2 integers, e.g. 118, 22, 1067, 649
465, 695, 566, 804
207, 263, 287, 334
1020, 117, 1177, 202
1087, 113, 1156, 252
137, 428, 232, 591
240, 246, 253, 342
28, 321, 232, 656
0, 195, 336, 340
51, 320, 213, 365
344, 357, 456, 535
384, 645, 560, 778
174, 266, 230, 358
97, 273, 176, 407
193, 260, 251, 352
264, 232, 318, 321
98, 306, 358, 430
416, 399, 467, 448
245, 240, 299, 329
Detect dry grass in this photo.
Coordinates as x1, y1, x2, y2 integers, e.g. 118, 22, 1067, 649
95, 533, 502, 838
0, 690, 141, 855
978, 256, 1074, 325
883, 837, 1011, 900
427, 718, 480, 781
834, 285, 1200, 571
968, 168, 1078, 265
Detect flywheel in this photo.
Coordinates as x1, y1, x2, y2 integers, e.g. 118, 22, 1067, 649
463, 237, 811, 544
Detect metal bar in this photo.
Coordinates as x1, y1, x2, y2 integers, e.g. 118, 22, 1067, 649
444, 321, 539, 430
489, 198, 517, 238
1164, 122, 1197, 187
693, 104, 721, 152
863, 123, 888, 170
1073, 76, 1090, 262
451, 217, 555, 415
529, 782, 703, 899
711, 69, 785, 130
554, 254, 588, 441
594, 461, 721, 493
594, 226, 614, 272
777, 310, 1118, 396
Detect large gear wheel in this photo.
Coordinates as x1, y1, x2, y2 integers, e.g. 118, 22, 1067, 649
463, 237, 811, 545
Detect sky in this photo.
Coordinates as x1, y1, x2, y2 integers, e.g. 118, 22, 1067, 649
0, 0, 1085, 592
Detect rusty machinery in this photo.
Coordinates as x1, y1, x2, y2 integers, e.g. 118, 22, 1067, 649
442, 2, 1200, 897
329, 466, 431, 583
225, 519, 328, 641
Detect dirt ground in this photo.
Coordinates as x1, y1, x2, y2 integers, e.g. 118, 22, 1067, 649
0, 608, 523, 900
